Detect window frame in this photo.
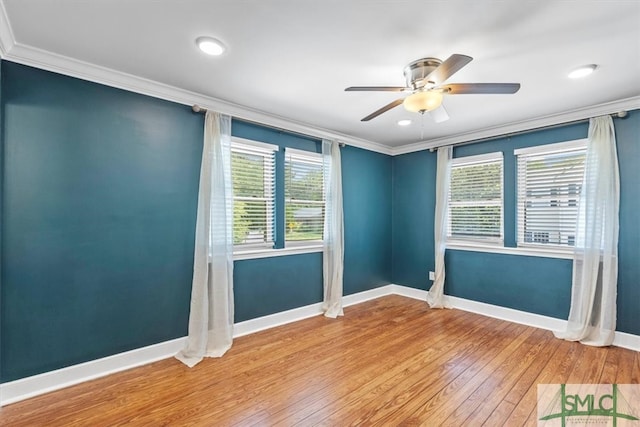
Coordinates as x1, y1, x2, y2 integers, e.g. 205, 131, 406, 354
514, 139, 587, 255
447, 151, 505, 247
230, 137, 278, 253
284, 147, 325, 248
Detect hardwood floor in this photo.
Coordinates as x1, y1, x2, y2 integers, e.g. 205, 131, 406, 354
0, 295, 637, 426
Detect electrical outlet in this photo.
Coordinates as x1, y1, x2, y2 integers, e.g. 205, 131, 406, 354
429, 271, 435, 281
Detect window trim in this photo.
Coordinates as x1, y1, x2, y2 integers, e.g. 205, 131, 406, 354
452, 151, 503, 166
234, 244, 323, 261
284, 147, 325, 248
230, 137, 278, 253
515, 138, 587, 253
446, 241, 574, 260
447, 151, 504, 246
513, 139, 587, 157
231, 136, 279, 154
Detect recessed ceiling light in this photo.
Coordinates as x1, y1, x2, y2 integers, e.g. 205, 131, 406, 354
568, 64, 597, 79
196, 37, 226, 56
397, 119, 412, 126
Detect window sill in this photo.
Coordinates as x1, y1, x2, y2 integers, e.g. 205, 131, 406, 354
234, 245, 323, 261
446, 242, 574, 260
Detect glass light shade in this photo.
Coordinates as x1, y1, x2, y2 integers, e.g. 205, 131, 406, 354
403, 91, 443, 113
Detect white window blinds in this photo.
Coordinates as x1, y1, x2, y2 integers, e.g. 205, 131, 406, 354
231, 138, 277, 249
515, 139, 587, 248
448, 152, 504, 243
285, 148, 325, 245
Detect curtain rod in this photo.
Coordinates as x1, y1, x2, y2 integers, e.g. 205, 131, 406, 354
191, 105, 346, 148
428, 110, 629, 152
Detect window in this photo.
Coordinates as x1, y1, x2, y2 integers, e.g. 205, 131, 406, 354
448, 152, 504, 244
515, 139, 587, 249
229, 139, 324, 256
231, 138, 277, 250
284, 148, 325, 245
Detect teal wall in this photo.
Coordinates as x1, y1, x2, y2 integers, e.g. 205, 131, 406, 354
341, 146, 393, 295
392, 111, 640, 335
1, 62, 202, 382
0, 61, 392, 382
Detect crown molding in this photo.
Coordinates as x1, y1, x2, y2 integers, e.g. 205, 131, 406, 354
0, 4, 636, 158
391, 96, 640, 156
2, 41, 392, 155
0, 0, 14, 58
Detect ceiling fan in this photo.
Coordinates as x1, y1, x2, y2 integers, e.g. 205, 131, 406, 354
345, 54, 520, 123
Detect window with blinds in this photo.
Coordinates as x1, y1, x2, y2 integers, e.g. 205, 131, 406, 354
448, 152, 504, 243
284, 148, 325, 245
515, 139, 587, 248
231, 138, 277, 249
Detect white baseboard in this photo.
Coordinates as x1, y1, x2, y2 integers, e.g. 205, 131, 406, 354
0, 337, 187, 407
343, 285, 395, 307
234, 285, 393, 338
0, 285, 395, 406
391, 284, 640, 352
612, 331, 640, 351
233, 303, 324, 338
2, 283, 637, 406
388, 284, 428, 301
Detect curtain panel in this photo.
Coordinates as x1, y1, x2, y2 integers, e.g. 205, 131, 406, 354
554, 115, 620, 346
176, 111, 235, 367
322, 140, 344, 318
427, 145, 452, 309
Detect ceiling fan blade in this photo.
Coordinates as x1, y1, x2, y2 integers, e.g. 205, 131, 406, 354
426, 54, 473, 85
361, 98, 405, 121
442, 83, 521, 94
429, 104, 450, 123
345, 86, 408, 92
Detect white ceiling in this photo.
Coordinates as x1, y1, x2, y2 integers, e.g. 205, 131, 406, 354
2, 0, 640, 149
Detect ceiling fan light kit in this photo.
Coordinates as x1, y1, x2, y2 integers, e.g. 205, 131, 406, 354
346, 54, 521, 122
403, 91, 443, 113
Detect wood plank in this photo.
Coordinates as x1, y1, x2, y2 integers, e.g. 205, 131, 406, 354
476, 331, 562, 426
116, 296, 431, 426
458, 330, 555, 425
213, 298, 456, 426
0, 295, 635, 427
614, 344, 637, 384
440, 328, 551, 426
599, 345, 623, 384
240, 305, 481, 426
310, 318, 517, 426
503, 339, 576, 426
276, 310, 501, 426
370, 323, 532, 426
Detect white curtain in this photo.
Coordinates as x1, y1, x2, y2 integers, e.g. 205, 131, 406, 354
322, 140, 344, 318
426, 146, 452, 309
554, 115, 619, 346
176, 111, 234, 367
